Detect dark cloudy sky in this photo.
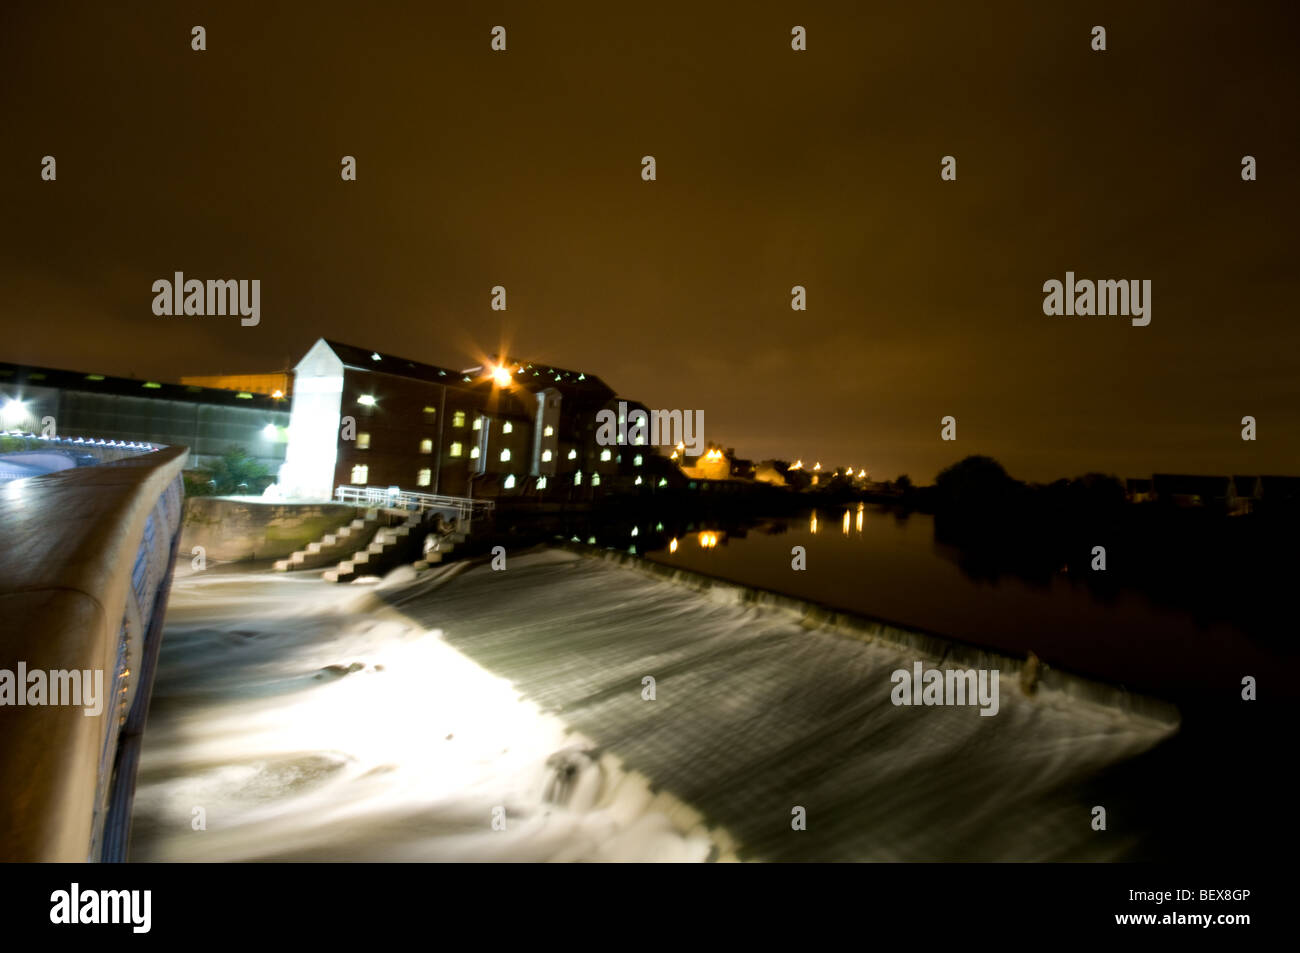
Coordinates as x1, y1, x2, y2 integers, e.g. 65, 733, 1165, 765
3, 1, 1298, 482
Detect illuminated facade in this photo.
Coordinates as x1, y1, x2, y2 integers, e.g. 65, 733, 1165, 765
279, 339, 680, 501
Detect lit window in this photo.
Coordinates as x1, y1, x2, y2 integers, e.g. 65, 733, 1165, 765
504, 475, 516, 489
351, 464, 368, 483
419, 439, 432, 453
575, 471, 583, 485
592, 473, 601, 486
449, 442, 463, 457
542, 449, 552, 462
502, 422, 512, 434
472, 416, 482, 431
422, 406, 437, 415
357, 395, 376, 407
634, 434, 645, 446
417, 468, 432, 487
635, 476, 643, 485
537, 476, 547, 489
500, 449, 511, 462
658, 478, 667, 487
357, 432, 370, 449
600, 449, 612, 462
543, 425, 554, 437
634, 454, 643, 466
470, 446, 480, 459
567, 449, 577, 460
453, 411, 466, 428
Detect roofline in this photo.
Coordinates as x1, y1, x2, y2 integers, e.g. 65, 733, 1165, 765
0, 360, 289, 410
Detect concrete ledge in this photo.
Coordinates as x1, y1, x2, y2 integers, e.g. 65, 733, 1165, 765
0, 446, 188, 861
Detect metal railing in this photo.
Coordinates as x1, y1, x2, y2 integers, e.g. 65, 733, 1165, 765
333, 484, 494, 531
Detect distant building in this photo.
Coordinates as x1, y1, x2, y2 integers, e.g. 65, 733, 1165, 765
1228, 475, 1261, 515
278, 339, 673, 501
753, 461, 788, 487
0, 361, 288, 472
1257, 475, 1300, 509
180, 371, 293, 399
678, 445, 732, 482
1152, 474, 1231, 509
1125, 478, 1154, 503
728, 451, 756, 480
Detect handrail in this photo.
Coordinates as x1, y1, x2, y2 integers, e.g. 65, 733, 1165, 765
333, 484, 493, 531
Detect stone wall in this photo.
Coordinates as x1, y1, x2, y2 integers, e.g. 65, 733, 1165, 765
181, 497, 364, 562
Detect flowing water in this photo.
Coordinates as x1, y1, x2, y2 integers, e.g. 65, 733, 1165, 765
132, 549, 1178, 862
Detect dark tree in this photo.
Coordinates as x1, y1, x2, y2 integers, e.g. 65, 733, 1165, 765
200, 446, 272, 495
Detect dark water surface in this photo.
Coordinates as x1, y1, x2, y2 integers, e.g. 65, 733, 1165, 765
639, 506, 1280, 704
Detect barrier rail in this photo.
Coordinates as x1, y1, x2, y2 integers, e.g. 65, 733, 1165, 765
333, 484, 494, 532
0, 444, 187, 861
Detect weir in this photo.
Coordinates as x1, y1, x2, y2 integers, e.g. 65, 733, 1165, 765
132, 547, 1179, 862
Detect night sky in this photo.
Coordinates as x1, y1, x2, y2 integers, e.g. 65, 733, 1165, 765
3, 1, 1298, 482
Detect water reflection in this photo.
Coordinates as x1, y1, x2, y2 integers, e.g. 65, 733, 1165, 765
639, 506, 1260, 704
529, 502, 1267, 703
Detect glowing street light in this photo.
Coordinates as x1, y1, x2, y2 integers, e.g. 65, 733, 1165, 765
1, 397, 28, 429
492, 365, 512, 387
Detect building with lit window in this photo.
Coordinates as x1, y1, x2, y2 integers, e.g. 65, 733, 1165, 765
0, 361, 289, 472
2, 340, 687, 503
277, 339, 679, 501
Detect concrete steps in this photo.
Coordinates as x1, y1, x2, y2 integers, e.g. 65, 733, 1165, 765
323, 512, 425, 583
274, 508, 382, 572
